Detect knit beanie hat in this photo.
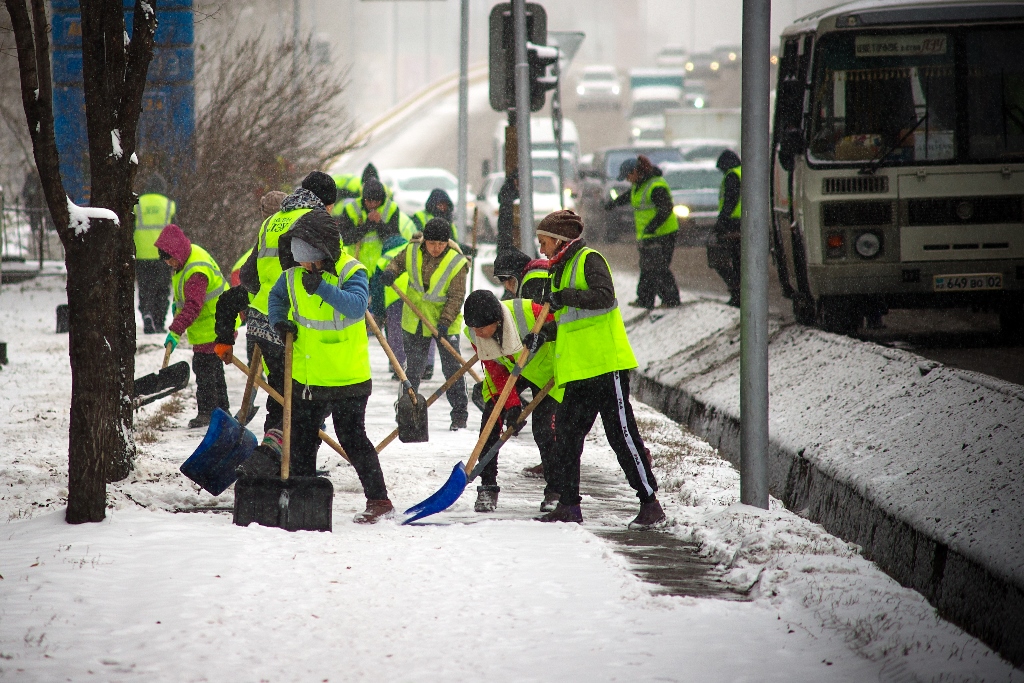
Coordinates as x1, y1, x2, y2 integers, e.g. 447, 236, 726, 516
362, 178, 387, 205
260, 190, 287, 218
493, 248, 531, 279
290, 237, 326, 263
536, 209, 584, 241
464, 290, 504, 328
423, 217, 452, 242
301, 171, 337, 207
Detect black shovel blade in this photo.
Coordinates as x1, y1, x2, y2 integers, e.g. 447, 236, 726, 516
233, 475, 333, 532
134, 361, 190, 400
396, 391, 429, 443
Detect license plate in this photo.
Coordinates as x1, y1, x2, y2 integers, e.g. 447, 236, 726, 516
933, 273, 1003, 291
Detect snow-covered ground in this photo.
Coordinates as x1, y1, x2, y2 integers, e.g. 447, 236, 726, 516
0, 275, 1020, 682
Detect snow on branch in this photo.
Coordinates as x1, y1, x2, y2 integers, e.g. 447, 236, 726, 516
67, 197, 120, 235
111, 129, 123, 158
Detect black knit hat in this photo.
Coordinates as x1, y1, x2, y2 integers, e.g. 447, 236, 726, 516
464, 290, 504, 328
362, 178, 387, 205
493, 248, 531, 279
301, 171, 337, 206
423, 217, 451, 242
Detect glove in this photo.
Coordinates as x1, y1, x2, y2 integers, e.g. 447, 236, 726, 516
214, 343, 233, 364
301, 268, 323, 295
380, 270, 398, 288
502, 405, 524, 435
542, 289, 563, 309
274, 320, 298, 341
436, 322, 450, 338
522, 331, 546, 354
164, 331, 180, 351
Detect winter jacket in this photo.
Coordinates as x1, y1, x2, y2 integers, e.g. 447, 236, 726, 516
277, 209, 343, 274
548, 238, 616, 311
385, 239, 467, 331
469, 301, 555, 411
154, 224, 215, 353
608, 167, 674, 237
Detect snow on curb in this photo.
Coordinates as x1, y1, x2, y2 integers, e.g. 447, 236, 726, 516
626, 299, 1024, 668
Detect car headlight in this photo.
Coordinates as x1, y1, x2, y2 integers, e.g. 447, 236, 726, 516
611, 85, 620, 95
609, 188, 618, 200
728, 52, 737, 61
577, 85, 585, 95
673, 205, 690, 218
693, 97, 705, 109
854, 232, 882, 258
710, 61, 720, 71
631, 127, 641, 138
685, 62, 694, 71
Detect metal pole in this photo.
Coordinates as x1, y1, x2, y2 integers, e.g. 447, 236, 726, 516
513, 0, 534, 255
455, 0, 470, 240
552, 50, 565, 209
739, 0, 770, 510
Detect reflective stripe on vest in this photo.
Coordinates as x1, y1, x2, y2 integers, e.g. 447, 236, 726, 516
134, 194, 175, 260
171, 244, 226, 346
718, 166, 742, 220
286, 261, 364, 332
409, 246, 467, 303
555, 253, 617, 325
631, 175, 679, 240
251, 208, 311, 314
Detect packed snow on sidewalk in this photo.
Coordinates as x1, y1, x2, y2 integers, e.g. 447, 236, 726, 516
0, 276, 1019, 682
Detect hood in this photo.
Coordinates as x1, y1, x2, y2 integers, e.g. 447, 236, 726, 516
154, 223, 191, 265
278, 209, 342, 274
471, 304, 524, 362
493, 248, 532, 279
425, 189, 454, 217
717, 149, 741, 172
524, 257, 550, 273
280, 187, 326, 213
361, 163, 379, 184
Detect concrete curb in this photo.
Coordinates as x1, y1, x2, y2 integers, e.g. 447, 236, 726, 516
625, 300, 1024, 668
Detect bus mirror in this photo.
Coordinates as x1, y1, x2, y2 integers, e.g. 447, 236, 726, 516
779, 129, 803, 172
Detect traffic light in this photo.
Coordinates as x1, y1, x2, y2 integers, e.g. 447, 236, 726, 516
528, 42, 559, 112
488, 2, 547, 112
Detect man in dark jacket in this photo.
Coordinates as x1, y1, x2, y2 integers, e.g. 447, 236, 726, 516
412, 189, 454, 232
710, 150, 742, 307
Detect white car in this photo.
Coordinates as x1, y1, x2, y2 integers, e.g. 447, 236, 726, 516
628, 86, 681, 144
655, 45, 688, 69
475, 171, 575, 242
574, 65, 622, 109
377, 168, 474, 218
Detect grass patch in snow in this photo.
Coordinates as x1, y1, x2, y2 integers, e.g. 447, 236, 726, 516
136, 395, 187, 445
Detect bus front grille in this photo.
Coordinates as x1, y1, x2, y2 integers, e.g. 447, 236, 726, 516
822, 176, 889, 195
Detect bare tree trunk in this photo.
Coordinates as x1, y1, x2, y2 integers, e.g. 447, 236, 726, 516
5, 0, 156, 522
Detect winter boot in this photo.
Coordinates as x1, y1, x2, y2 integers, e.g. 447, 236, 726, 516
353, 499, 395, 524
474, 485, 500, 512
521, 463, 544, 478
449, 417, 467, 431
539, 503, 583, 524
628, 496, 667, 530
236, 444, 281, 478
539, 489, 559, 513
422, 365, 434, 381
142, 314, 156, 335
188, 414, 211, 429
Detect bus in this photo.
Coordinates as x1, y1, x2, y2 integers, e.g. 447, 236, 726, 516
770, 0, 1024, 337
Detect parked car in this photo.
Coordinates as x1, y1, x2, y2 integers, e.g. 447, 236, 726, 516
682, 80, 710, 109
673, 138, 738, 163
578, 145, 685, 242
684, 52, 721, 78
712, 45, 741, 68
377, 168, 474, 220
655, 45, 688, 69
475, 171, 575, 243
660, 161, 723, 246
574, 64, 622, 109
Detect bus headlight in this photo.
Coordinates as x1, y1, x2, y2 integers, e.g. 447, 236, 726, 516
854, 232, 882, 259
673, 204, 690, 218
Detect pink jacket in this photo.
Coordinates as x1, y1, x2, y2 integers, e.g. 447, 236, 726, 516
154, 224, 214, 353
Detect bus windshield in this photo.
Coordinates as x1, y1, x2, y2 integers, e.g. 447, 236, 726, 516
808, 26, 1024, 166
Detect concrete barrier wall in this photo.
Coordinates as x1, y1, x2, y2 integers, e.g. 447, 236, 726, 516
625, 302, 1024, 668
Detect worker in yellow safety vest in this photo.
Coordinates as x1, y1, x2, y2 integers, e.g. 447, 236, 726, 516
711, 149, 742, 307
134, 178, 177, 334
338, 178, 403, 274
534, 209, 666, 529
154, 223, 231, 429
380, 218, 469, 430
268, 210, 395, 524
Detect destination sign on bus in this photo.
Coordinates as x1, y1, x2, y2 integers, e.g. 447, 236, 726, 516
854, 34, 947, 58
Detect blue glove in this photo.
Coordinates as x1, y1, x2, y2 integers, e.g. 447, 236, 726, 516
164, 331, 180, 351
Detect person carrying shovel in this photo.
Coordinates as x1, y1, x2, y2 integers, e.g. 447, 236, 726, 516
268, 210, 395, 524
379, 217, 470, 431
462, 290, 561, 513
154, 223, 231, 429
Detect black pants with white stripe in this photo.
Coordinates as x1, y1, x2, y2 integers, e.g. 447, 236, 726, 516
552, 370, 657, 507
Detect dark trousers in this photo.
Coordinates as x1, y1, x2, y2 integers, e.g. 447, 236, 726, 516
707, 228, 741, 303
290, 393, 388, 500
552, 370, 657, 507
192, 351, 230, 418
246, 335, 285, 433
136, 259, 171, 330
478, 378, 559, 496
636, 234, 681, 307
403, 331, 468, 423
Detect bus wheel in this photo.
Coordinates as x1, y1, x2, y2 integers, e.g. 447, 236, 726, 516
817, 296, 862, 335
998, 299, 1024, 343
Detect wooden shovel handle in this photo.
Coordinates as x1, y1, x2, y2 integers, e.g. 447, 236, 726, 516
364, 312, 416, 404
469, 378, 555, 481
236, 344, 263, 425
161, 343, 173, 369
375, 352, 479, 453
229, 355, 351, 464
464, 303, 550, 475
390, 285, 484, 384
282, 333, 293, 480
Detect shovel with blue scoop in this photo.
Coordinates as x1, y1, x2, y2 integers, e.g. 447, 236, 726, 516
403, 303, 551, 524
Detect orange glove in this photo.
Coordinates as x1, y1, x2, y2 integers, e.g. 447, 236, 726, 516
214, 343, 233, 364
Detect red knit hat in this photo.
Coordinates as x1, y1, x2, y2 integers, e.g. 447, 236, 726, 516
535, 209, 584, 241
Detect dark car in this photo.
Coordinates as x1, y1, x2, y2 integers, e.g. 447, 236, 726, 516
579, 146, 685, 242
660, 161, 723, 246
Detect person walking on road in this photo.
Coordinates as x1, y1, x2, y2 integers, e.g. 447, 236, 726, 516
534, 209, 666, 529
236, 171, 338, 432
605, 155, 681, 310
268, 210, 395, 524
463, 290, 562, 513
710, 150, 742, 307
380, 218, 470, 430
155, 223, 231, 429
134, 178, 177, 334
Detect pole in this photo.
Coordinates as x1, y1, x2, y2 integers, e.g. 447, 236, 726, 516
552, 50, 565, 209
739, 0, 770, 510
455, 0, 470, 239
512, 0, 534, 256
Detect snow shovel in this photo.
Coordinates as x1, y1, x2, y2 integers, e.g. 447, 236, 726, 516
404, 377, 554, 524
390, 285, 484, 383
233, 333, 334, 532
375, 352, 480, 453
403, 303, 550, 524
133, 343, 191, 409
179, 345, 264, 495
364, 312, 428, 443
